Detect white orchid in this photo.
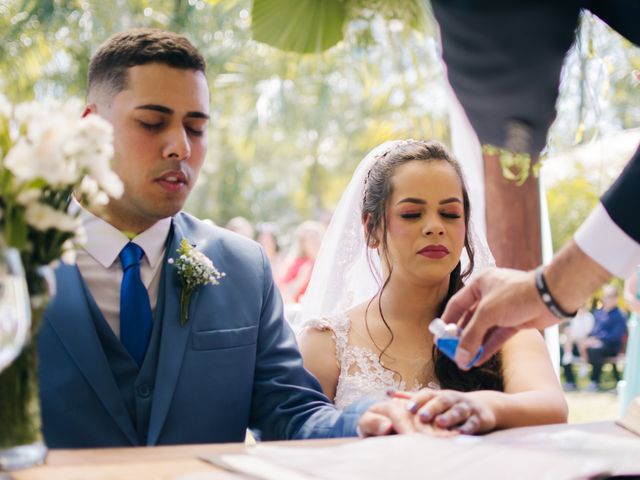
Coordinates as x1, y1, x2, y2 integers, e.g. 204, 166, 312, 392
15, 189, 41, 206
60, 240, 78, 265
25, 203, 79, 232
0, 95, 122, 268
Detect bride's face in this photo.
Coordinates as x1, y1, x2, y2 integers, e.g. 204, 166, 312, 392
379, 159, 466, 286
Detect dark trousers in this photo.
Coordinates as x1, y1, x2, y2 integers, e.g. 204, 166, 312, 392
561, 344, 580, 385
587, 342, 620, 384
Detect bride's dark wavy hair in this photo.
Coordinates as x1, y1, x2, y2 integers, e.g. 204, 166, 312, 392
361, 140, 503, 392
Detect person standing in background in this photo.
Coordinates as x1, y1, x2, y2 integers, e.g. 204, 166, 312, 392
280, 220, 325, 304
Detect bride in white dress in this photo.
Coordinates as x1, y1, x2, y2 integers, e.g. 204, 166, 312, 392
297, 140, 567, 434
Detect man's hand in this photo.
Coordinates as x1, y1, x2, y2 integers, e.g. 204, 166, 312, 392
357, 397, 418, 436
357, 397, 452, 437
441, 268, 557, 369
441, 240, 611, 370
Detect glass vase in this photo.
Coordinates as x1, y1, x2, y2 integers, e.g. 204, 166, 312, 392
0, 260, 54, 471
0, 246, 30, 374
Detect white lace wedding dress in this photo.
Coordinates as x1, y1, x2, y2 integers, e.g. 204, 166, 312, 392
296, 138, 496, 409
303, 312, 439, 409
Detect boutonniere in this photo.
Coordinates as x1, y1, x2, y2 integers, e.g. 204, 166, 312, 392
168, 238, 225, 326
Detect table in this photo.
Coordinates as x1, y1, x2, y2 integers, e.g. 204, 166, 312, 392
11, 438, 346, 480
8, 422, 639, 480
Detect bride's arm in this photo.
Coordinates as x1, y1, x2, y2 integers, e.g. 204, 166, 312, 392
405, 330, 568, 433
298, 326, 341, 402
484, 329, 568, 429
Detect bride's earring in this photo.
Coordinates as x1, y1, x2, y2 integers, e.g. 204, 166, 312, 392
368, 238, 379, 249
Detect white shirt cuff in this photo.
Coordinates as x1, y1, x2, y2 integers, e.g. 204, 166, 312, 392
574, 203, 640, 279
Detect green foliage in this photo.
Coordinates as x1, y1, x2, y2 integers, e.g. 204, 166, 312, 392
250, 0, 431, 54
252, 0, 346, 54
548, 12, 640, 156
0, 0, 448, 232
2, 1, 637, 240
182, 0, 447, 228
546, 172, 599, 252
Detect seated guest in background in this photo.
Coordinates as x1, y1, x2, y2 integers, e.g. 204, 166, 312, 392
561, 303, 595, 391
583, 284, 628, 392
38, 28, 420, 448
298, 140, 567, 435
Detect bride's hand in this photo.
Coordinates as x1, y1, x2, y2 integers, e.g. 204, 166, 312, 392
407, 389, 497, 434
358, 396, 456, 437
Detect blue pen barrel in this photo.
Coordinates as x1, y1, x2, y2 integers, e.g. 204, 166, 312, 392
436, 337, 484, 368
436, 338, 459, 361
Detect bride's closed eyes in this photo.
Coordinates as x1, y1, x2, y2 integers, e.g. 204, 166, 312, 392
397, 209, 463, 220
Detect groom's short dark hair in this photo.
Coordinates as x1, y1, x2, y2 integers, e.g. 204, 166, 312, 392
88, 28, 206, 99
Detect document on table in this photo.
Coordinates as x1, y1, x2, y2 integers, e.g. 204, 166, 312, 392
490, 428, 640, 471
201, 431, 640, 480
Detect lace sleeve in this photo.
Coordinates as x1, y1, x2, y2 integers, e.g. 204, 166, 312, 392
298, 313, 350, 367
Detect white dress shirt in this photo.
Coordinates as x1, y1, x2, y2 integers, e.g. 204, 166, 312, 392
575, 203, 640, 279
73, 201, 172, 338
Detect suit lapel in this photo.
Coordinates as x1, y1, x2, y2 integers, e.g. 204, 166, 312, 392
46, 263, 138, 445
147, 218, 199, 445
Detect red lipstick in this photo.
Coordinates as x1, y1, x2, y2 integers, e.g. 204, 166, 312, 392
418, 244, 449, 259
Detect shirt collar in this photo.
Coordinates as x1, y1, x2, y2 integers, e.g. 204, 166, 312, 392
73, 199, 172, 268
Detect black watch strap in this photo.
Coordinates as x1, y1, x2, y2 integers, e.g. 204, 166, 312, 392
534, 265, 577, 320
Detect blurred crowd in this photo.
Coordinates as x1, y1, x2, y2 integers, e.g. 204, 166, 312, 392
223, 216, 326, 308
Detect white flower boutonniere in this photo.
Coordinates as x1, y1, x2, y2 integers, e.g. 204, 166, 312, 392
168, 238, 225, 326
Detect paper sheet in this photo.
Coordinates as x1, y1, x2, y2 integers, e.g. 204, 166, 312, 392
201, 431, 640, 480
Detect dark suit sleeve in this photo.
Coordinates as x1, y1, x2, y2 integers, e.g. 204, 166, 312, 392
601, 145, 640, 243
431, 1, 580, 154
248, 248, 375, 440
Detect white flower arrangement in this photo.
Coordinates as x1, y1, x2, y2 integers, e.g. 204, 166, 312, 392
0, 94, 123, 272
168, 238, 225, 326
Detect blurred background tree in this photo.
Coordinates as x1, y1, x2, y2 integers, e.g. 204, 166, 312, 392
0, 0, 447, 243
1, 1, 638, 251
544, 12, 640, 253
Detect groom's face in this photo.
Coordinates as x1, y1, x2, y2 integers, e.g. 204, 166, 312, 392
87, 62, 209, 233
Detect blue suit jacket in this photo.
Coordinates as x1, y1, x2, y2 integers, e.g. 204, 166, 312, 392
38, 212, 369, 447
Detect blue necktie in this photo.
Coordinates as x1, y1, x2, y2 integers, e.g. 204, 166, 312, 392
119, 242, 153, 367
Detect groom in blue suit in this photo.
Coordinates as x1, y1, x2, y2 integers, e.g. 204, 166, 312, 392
38, 29, 413, 448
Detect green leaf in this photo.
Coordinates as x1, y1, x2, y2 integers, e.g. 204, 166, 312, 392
4, 205, 28, 250
251, 0, 347, 54
0, 167, 13, 196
